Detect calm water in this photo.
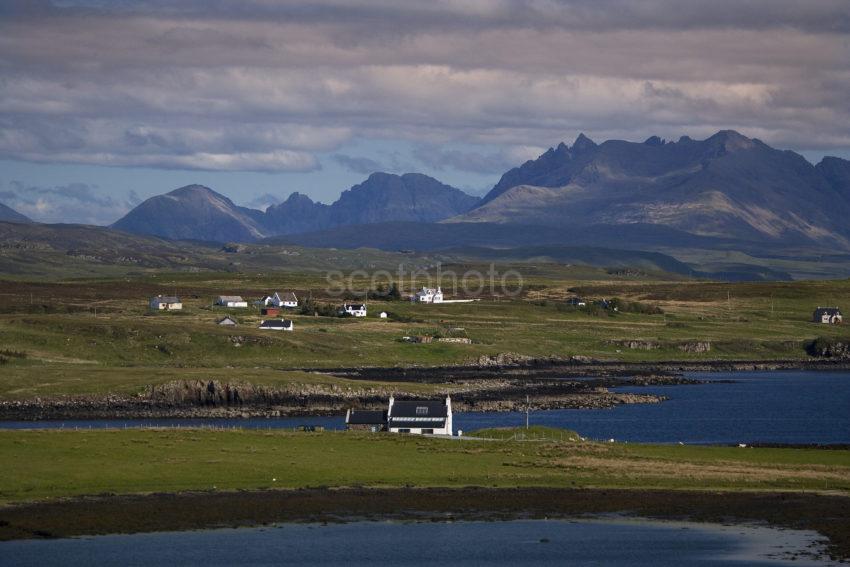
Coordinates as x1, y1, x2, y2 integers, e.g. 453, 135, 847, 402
2, 371, 849, 444
0, 519, 837, 567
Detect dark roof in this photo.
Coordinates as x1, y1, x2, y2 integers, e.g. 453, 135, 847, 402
390, 400, 448, 418
259, 319, 293, 327
389, 418, 447, 429
152, 295, 180, 303
814, 307, 842, 315
344, 303, 366, 310
346, 410, 387, 425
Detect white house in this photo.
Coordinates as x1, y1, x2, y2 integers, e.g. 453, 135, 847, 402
414, 286, 444, 303
813, 307, 843, 324
258, 319, 294, 331
149, 295, 182, 311
379, 311, 388, 319
386, 396, 452, 435
265, 291, 298, 308
215, 295, 248, 308
341, 303, 367, 317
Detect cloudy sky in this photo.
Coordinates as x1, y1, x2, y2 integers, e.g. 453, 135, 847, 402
1, 0, 849, 224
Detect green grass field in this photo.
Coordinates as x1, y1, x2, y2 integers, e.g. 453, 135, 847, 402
0, 428, 847, 505
0, 270, 848, 399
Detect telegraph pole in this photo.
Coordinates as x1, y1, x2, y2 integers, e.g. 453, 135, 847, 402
526, 395, 530, 430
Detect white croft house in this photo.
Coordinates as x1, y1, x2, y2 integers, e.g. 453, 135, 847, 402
263, 292, 298, 309
258, 319, 294, 331
215, 295, 248, 308
386, 396, 453, 435
341, 303, 367, 317
414, 286, 444, 303
813, 307, 843, 324
149, 295, 182, 311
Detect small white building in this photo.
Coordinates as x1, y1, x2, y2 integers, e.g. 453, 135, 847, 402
149, 295, 182, 311
379, 311, 388, 319
258, 319, 294, 331
387, 396, 452, 435
341, 303, 367, 317
813, 307, 843, 324
264, 291, 298, 309
215, 295, 248, 308
414, 286, 444, 303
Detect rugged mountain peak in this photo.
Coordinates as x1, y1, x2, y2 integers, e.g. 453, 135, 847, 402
816, 156, 850, 192
464, 130, 850, 249
281, 191, 316, 206
706, 129, 755, 152
572, 133, 597, 152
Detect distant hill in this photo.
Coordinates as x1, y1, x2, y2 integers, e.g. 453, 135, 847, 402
0, 221, 448, 278
0, 202, 31, 223
458, 131, 850, 250
112, 185, 266, 243
112, 174, 479, 242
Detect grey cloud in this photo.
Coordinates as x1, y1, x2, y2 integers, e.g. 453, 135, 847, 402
243, 192, 283, 211
3, 181, 138, 224
413, 146, 512, 175
332, 154, 385, 175
0, 0, 849, 172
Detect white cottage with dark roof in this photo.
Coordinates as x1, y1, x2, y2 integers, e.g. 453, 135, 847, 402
258, 319, 294, 331
341, 303, 367, 317
386, 396, 452, 435
149, 295, 182, 311
813, 307, 842, 324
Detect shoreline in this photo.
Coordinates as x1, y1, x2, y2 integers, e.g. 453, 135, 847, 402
1, 488, 848, 561
1, 358, 847, 421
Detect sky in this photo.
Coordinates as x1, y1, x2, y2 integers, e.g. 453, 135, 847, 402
1, 0, 849, 225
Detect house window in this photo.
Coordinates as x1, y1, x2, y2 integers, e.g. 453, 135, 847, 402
415, 406, 428, 415
398, 428, 410, 433
422, 429, 434, 435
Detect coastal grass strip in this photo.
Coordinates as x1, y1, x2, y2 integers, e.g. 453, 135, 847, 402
1, 429, 848, 506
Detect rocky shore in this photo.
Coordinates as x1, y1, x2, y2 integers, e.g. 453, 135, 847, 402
322, 355, 850, 383
0, 376, 667, 421
4, 355, 846, 421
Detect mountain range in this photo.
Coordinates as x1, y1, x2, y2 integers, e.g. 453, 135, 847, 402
110, 130, 850, 253
112, 172, 479, 242
462, 130, 850, 248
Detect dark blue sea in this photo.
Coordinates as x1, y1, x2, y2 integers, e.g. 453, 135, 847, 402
2, 371, 848, 444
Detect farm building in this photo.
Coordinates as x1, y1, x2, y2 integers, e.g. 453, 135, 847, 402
215, 296, 248, 308
379, 311, 388, 319
258, 319, 294, 331
386, 396, 453, 435
414, 286, 444, 303
217, 316, 238, 326
261, 307, 280, 316
344, 409, 388, 432
813, 307, 843, 324
341, 303, 367, 317
149, 295, 182, 311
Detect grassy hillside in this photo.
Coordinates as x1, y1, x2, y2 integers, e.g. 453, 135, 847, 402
0, 271, 848, 400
